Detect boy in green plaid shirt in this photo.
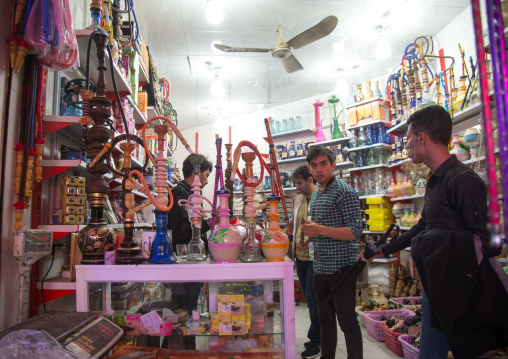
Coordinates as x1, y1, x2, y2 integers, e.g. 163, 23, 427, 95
302, 145, 362, 359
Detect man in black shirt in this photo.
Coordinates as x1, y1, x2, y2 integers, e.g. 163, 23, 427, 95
167, 153, 213, 314
363, 105, 506, 358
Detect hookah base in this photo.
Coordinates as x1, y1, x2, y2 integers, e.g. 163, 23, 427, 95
148, 257, 177, 264
240, 257, 263, 263
115, 253, 144, 265
80, 254, 106, 265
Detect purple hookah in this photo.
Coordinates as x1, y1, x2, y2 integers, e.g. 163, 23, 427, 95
472, 0, 507, 247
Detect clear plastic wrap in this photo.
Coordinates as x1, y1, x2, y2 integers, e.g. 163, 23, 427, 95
0, 329, 78, 359
23, 0, 78, 70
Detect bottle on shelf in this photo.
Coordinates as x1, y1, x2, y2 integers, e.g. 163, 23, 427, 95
401, 136, 409, 159
282, 118, 288, 132
365, 81, 374, 99
288, 141, 296, 158
288, 117, 296, 131
281, 143, 288, 160
374, 81, 382, 98
347, 86, 356, 105
366, 126, 373, 146
357, 84, 365, 101
357, 149, 365, 167
295, 115, 303, 129
349, 130, 358, 148
389, 143, 397, 165
336, 145, 345, 163
357, 127, 367, 147
296, 140, 304, 157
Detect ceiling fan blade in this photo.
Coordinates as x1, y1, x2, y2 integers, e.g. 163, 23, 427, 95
280, 54, 304, 73
214, 44, 271, 53
286, 15, 338, 50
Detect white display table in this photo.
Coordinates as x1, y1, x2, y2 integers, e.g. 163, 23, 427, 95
76, 261, 296, 358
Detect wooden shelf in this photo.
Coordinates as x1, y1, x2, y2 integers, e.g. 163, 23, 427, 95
387, 121, 408, 135
346, 97, 385, 110
388, 158, 412, 168
359, 194, 387, 200
277, 157, 307, 165
75, 30, 132, 96
391, 194, 425, 202
348, 119, 391, 131
349, 164, 389, 173
264, 128, 315, 142
124, 95, 147, 125
348, 143, 391, 153
309, 137, 349, 147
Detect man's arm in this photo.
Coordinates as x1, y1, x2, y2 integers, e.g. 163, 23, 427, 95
381, 217, 426, 255
452, 172, 500, 257
301, 190, 362, 241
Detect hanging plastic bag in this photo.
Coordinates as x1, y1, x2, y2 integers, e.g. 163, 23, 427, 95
0, 329, 78, 359
23, 0, 77, 70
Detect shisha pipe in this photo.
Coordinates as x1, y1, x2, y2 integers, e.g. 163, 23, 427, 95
414, 36, 455, 87
178, 156, 214, 262
208, 136, 243, 263
439, 72, 450, 113
103, 134, 149, 264
313, 100, 326, 142
458, 44, 471, 83
328, 95, 344, 139
472, 0, 505, 247
127, 116, 193, 263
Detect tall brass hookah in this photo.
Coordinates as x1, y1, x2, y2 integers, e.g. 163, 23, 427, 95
77, 28, 118, 264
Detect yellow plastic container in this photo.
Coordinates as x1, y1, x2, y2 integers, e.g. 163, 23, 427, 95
365, 197, 387, 205
365, 208, 392, 216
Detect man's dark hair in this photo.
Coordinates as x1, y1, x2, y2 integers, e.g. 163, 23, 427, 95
306, 145, 334, 165
292, 165, 316, 184
182, 153, 213, 178
407, 105, 452, 146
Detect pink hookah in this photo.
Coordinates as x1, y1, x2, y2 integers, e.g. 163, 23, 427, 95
313, 99, 327, 142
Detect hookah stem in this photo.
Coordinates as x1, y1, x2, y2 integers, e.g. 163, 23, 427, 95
107, 45, 129, 135
18, 56, 34, 205
460, 61, 477, 111
465, 60, 479, 106
210, 136, 222, 233
264, 118, 291, 237
459, 44, 471, 82
492, 0, 508, 242
472, 0, 501, 245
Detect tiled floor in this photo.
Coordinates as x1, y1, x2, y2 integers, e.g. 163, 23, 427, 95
294, 303, 401, 358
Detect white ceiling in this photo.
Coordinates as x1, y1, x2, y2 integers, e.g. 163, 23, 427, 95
133, 0, 470, 130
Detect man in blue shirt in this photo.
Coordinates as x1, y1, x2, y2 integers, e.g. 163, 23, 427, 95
302, 146, 363, 359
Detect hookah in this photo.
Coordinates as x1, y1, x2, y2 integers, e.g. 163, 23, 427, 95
128, 116, 193, 263
394, 75, 404, 124
230, 136, 291, 262
208, 137, 242, 263
89, 131, 149, 264
472, 0, 506, 247
313, 99, 327, 142
63, 79, 95, 117
328, 95, 344, 139
177, 155, 214, 262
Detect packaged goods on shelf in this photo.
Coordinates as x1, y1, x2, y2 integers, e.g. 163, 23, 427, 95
59, 176, 86, 225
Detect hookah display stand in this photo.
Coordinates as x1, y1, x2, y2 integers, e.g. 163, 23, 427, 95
75, 261, 296, 358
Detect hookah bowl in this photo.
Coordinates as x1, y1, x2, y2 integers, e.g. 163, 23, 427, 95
209, 189, 242, 263
259, 195, 289, 262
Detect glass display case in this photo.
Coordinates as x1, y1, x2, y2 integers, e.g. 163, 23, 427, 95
76, 261, 295, 358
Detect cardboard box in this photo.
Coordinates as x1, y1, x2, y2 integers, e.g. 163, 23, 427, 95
364, 103, 372, 119
138, 91, 147, 117
372, 101, 385, 120
349, 110, 358, 127
356, 106, 365, 122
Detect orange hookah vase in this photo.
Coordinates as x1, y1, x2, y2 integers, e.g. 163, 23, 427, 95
260, 194, 289, 262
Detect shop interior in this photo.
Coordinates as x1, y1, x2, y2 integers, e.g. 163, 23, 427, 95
0, 0, 506, 358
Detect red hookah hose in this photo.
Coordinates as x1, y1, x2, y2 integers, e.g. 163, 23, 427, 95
232, 140, 264, 187
264, 118, 292, 238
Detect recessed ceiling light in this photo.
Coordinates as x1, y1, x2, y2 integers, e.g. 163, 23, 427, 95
206, 0, 224, 25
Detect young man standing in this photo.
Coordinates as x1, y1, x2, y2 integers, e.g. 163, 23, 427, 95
167, 153, 213, 313
364, 105, 508, 358
302, 146, 363, 359
292, 165, 320, 358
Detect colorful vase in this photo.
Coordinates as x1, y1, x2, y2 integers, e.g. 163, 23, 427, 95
394, 179, 404, 197
463, 127, 480, 148
387, 177, 397, 198
392, 203, 405, 226
450, 134, 470, 162
404, 176, 415, 196
415, 177, 426, 195
209, 190, 242, 263
259, 195, 289, 262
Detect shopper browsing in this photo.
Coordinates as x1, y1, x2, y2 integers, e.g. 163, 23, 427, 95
291, 165, 320, 359
362, 105, 508, 358
301, 146, 363, 359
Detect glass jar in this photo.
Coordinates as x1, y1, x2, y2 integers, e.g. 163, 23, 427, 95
357, 128, 367, 147
295, 115, 302, 129
357, 149, 365, 167
288, 117, 295, 131
282, 119, 288, 132
349, 130, 358, 148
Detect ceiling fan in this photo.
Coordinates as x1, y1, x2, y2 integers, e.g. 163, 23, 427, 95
213, 15, 338, 73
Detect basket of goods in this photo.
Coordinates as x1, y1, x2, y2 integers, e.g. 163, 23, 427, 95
380, 308, 422, 357
356, 300, 404, 327
389, 296, 422, 309
361, 309, 414, 342
398, 334, 420, 359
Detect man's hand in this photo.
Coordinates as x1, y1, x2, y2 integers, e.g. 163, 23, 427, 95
301, 219, 321, 237
296, 239, 307, 251
357, 250, 384, 263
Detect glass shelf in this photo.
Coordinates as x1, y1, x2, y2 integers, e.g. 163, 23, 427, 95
348, 143, 391, 152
